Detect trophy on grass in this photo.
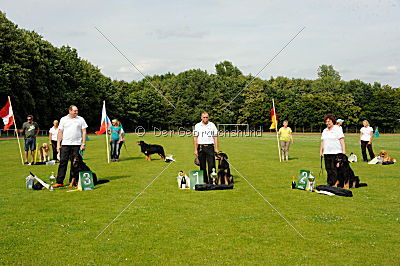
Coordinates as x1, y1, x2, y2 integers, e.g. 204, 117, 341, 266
210, 168, 218, 185
306, 173, 316, 192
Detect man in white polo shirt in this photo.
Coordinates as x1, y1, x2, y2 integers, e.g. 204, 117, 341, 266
193, 112, 219, 184
53, 105, 88, 187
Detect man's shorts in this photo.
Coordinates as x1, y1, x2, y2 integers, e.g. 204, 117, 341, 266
24, 138, 36, 151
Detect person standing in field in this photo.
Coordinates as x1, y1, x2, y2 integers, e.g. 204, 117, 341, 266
108, 119, 124, 162
117, 124, 125, 159
193, 112, 219, 184
278, 120, 294, 161
48, 120, 60, 162
320, 114, 346, 187
20, 115, 40, 165
359, 120, 375, 162
53, 105, 88, 187
336, 118, 344, 133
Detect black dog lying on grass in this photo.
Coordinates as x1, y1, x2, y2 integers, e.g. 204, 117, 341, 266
69, 154, 109, 187
137, 140, 166, 161
215, 152, 233, 185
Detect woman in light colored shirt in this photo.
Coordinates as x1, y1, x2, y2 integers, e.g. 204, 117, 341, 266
320, 114, 346, 187
48, 120, 59, 161
278, 120, 294, 161
359, 120, 375, 162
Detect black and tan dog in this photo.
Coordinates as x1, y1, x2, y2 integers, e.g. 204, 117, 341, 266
215, 152, 233, 185
137, 140, 166, 161
69, 154, 109, 187
335, 154, 360, 189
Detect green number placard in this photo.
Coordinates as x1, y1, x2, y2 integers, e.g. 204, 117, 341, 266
79, 171, 95, 191
296, 170, 310, 190
189, 170, 204, 189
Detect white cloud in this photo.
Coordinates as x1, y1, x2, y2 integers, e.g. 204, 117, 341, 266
386, 65, 398, 73
117, 66, 132, 73
152, 26, 209, 39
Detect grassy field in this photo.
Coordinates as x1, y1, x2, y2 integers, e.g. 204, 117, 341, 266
0, 133, 399, 265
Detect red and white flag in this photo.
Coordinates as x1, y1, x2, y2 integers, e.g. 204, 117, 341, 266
95, 102, 111, 135
0, 99, 14, 130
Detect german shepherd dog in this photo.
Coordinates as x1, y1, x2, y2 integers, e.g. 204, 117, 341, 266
137, 141, 166, 161
215, 152, 233, 185
69, 154, 109, 187
335, 154, 360, 189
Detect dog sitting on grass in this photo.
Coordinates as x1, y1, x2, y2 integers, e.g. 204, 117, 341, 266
39, 143, 50, 162
69, 153, 109, 187
137, 141, 166, 161
215, 152, 233, 185
335, 154, 364, 189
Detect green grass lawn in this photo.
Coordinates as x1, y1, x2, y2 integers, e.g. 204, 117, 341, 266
0, 133, 399, 265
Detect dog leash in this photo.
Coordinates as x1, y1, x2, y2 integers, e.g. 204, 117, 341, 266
319, 156, 324, 180
79, 149, 84, 160
123, 142, 132, 157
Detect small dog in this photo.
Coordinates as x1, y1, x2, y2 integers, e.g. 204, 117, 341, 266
137, 141, 166, 161
69, 154, 108, 187
335, 154, 360, 189
379, 150, 396, 163
215, 152, 233, 185
348, 153, 357, 163
39, 143, 50, 162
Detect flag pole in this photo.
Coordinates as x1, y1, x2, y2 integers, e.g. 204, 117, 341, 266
8, 96, 24, 165
104, 101, 110, 163
272, 98, 282, 162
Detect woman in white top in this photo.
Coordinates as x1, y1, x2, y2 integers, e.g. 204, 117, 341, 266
49, 120, 59, 162
320, 114, 346, 187
359, 120, 375, 162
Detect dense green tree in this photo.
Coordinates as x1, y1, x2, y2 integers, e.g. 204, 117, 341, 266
317, 64, 341, 81
215, 61, 242, 77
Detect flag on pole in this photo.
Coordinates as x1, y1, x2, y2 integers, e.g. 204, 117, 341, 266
0, 99, 14, 130
95, 102, 111, 135
269, 108, 278, 130
2, 96, 24, 164
271, 99, 282, 162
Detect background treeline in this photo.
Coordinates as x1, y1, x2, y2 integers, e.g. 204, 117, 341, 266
1, 12, 399, 133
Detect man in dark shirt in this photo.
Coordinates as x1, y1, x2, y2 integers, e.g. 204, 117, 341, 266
20, 115, 40, 164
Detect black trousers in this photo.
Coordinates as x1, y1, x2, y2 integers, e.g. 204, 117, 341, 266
324, 154, 338, 186
118, 141, 123, 157
198, 144, 216, 184
56, 145, 80, 184
360, 140, 375, 161
51, 140, 58, 160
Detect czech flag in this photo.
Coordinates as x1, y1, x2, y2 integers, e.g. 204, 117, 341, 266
0, 98, 14, 130
269, 108, 278, 130
95, 102, 111, 135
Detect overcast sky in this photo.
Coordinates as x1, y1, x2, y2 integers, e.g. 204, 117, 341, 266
2, 0, 400, 86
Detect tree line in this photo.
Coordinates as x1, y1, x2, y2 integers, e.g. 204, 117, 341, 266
1, 12, 399, 133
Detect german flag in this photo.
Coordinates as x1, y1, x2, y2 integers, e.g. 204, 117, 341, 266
269, 108, 278, 130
